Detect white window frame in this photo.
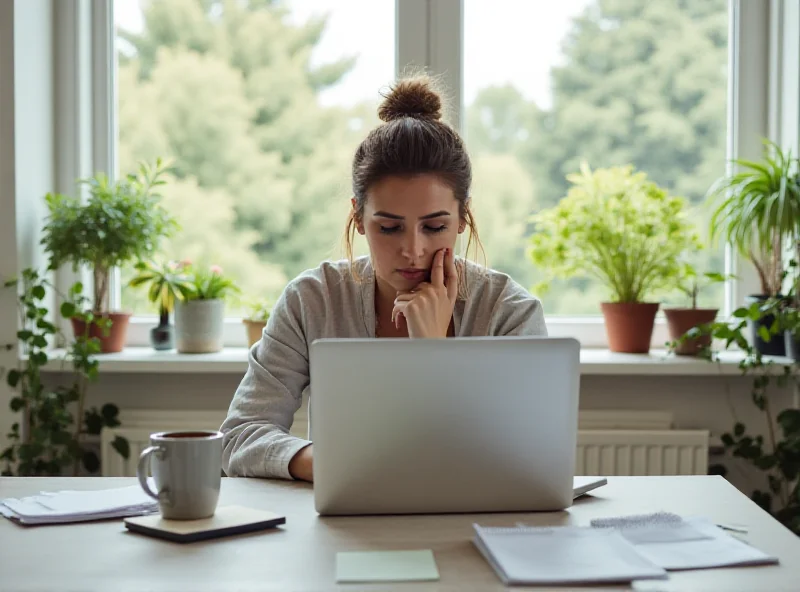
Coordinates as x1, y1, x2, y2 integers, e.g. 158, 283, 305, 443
74, 0, 788, 348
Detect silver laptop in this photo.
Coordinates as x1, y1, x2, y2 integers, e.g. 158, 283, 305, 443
309, 336, 581, 516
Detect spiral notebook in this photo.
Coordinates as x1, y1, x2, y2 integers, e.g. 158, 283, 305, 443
473, 524, 667, 585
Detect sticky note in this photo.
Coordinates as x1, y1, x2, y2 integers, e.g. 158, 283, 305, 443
336, 549, 440, 583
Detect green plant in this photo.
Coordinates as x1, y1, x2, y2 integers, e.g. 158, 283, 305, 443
41, 158, 178, 314
244, 300, 272, 323
184, 264, 240, 301
528, 163, 701, 303
707, 139, 800, 297
673, 300, 800, 534
128, 259, 194, 318
674, 267, 733, 309
0, 269, 129, 476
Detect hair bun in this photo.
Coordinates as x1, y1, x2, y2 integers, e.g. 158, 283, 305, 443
378, 77, 442, 122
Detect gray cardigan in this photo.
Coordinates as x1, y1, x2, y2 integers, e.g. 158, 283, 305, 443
220, 257, 548, 479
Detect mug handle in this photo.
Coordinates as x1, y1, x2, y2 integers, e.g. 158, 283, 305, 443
137, 445, 168, 502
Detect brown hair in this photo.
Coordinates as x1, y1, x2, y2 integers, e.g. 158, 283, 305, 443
343, 75, 485, 291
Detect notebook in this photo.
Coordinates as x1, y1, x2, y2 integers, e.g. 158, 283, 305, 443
473, 524, 667, 585
124, 505, 286, 543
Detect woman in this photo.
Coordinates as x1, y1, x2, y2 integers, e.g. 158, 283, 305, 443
221, 76, 548, 482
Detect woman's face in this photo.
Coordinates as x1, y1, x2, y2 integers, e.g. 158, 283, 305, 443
356, 174, 465, 293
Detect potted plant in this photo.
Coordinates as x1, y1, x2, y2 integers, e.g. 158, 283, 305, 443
664, 266, 732, 356
706, 139, 800, 356
242, 301, 271, 348
529, 163, 701, 353
671, 310, 800, 534
41, 158, 177, 353
778, 247, 800, 361
1, 269, 129, 476
174, 263, 239, 353
127, 260, 194, 350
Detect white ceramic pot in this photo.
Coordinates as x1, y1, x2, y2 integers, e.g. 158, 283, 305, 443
174, 299, 225, 353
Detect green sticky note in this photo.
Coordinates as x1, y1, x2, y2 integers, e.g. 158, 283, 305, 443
336, 549, 440, 583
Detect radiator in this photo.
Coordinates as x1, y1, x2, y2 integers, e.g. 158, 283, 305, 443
576, 430, 709, 476
102, 409, 709, 477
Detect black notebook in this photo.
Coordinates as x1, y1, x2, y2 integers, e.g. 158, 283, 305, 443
124, 505, 286, 543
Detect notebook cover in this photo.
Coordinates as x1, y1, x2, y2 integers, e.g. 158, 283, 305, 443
123, 505, 285, 543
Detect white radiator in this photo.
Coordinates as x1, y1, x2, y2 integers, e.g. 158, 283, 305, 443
102, 409, 709, 478
576, 430, 709, 476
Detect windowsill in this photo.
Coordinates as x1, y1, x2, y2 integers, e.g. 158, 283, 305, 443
35, 347, 796, 376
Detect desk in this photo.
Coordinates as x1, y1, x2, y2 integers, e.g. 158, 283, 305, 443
1, 476, 798, 591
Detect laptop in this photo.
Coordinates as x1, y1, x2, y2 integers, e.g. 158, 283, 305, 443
309, 336, 582, 516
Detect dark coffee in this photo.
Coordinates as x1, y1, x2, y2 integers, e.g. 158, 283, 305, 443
161, 431, 219, 439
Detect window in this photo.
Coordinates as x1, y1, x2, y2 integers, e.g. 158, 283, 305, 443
464, 0, 729, 315
114, 0, 395, 318
103, 0, 772, 348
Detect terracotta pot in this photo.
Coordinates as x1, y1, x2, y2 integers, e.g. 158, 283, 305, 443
243, 319, 267, 348
600, 302, 660, 353
71, 312, 131, 353
664, 308, 718, 356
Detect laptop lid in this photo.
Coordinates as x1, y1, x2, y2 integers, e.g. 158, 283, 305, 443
310, 336, 581, 516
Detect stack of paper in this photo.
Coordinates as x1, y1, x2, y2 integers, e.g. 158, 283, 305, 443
0, 482, 158, 525
589, 512, 779, 570
473, 524, 667, 585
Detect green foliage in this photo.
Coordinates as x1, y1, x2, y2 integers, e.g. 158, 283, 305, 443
41, 158, 178, 313
674, 266, 734, 309
243, 300, 272, 323
529, 163, 701, 303
183, 264, 240, 301
116, 0, 729, 316
706, 140, 800, 297
1, 269, 129, 476
671, 299, 800, 534
128, 259, 194, 315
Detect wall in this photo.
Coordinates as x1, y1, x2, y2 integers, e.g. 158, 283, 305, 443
0, 0, 56, 456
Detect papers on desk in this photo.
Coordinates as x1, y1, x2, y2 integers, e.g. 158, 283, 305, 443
590, 512, 779, 571
475, 512, 778, 586
0, 482, 158, 525
473, 524, 667, 585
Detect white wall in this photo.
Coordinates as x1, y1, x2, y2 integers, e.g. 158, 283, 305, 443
0, 1, 18, 457
0, 0, 55, 455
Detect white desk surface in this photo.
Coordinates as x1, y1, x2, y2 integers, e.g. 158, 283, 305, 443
0, 475, 798, 591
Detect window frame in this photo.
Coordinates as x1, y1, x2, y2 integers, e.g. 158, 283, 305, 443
84, 0, 785, 348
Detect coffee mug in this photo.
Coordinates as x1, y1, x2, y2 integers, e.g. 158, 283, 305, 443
136, 430, 223, 520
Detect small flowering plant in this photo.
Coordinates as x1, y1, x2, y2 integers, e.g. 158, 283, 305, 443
183, 262, 240, 301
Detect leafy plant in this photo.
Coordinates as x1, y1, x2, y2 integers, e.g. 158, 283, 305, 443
128, 259, 194, 319
0, 269, 129, 476
243, 300, 272, 323
706, 139, 800, 297
41, 158, 178, 313
674, 267, 733, 309
184, 264, 240, 301
529, 163, 701, 303
672, 299, 800, 534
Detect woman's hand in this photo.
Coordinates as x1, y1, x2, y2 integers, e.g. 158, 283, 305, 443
392, 248, 458, 338
288, 444, 314, 482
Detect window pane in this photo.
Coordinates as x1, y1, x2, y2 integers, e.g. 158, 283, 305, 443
115, 0, 395, 315
464, 0, 729, 314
